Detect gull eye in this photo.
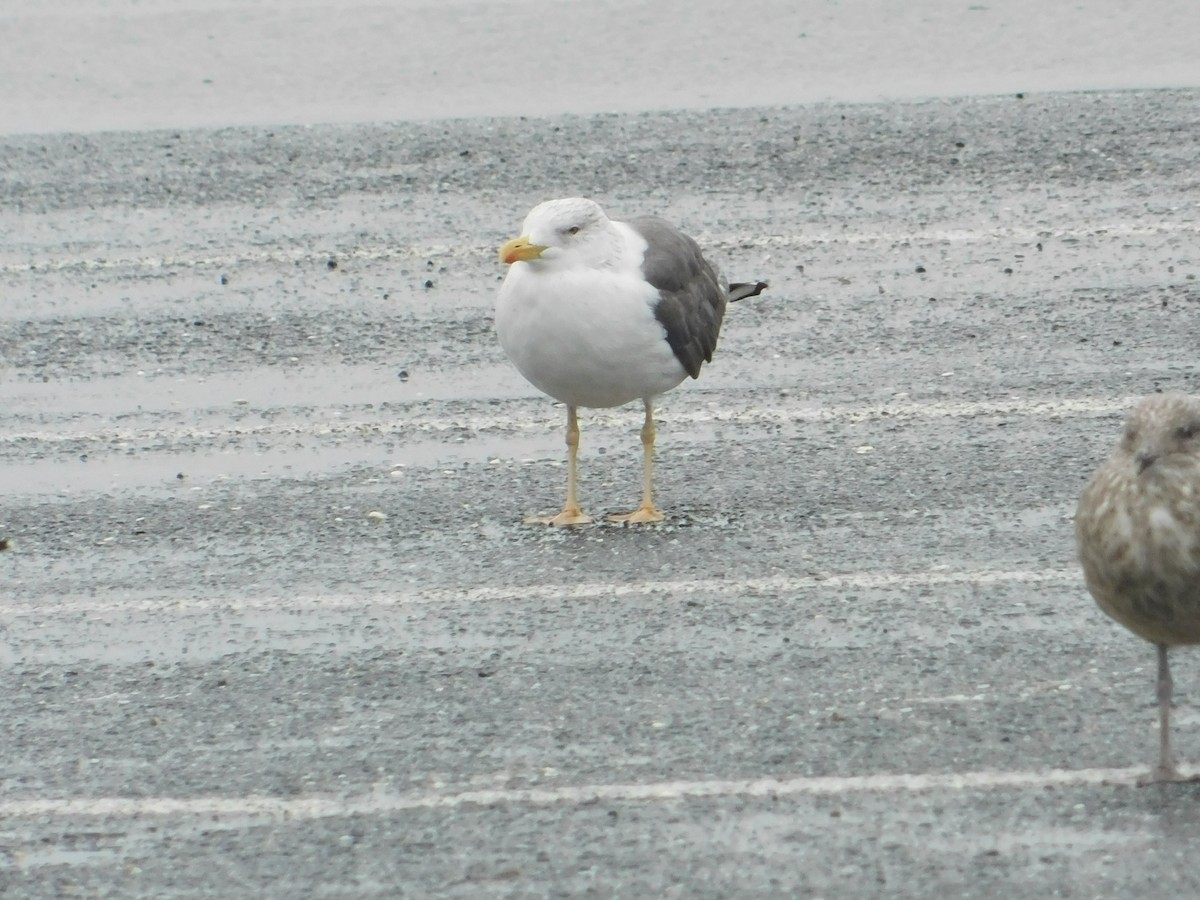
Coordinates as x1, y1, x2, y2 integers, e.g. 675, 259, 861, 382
566, 226, 580, 235
1176, 422, 1200, 440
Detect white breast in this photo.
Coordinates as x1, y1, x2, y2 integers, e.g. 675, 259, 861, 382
495, 263, 688, 409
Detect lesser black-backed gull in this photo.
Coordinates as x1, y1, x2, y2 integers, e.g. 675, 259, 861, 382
496, 197, 767, 526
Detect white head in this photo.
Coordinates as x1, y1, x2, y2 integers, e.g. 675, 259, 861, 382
498, 198, 622, 271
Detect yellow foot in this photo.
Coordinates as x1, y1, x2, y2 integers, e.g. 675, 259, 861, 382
1138, 766, 1200, 786
524, 508, 593, 527
607, 506, 665, 525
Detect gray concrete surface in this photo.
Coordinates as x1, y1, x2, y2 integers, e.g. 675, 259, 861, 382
2, 88, 1200, 896
4, 0, 1200, 134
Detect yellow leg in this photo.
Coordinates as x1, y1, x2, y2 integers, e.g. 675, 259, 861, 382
608, 398, 665, 524
525, 405, 592, 526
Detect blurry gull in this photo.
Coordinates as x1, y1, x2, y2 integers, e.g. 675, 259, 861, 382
1076, 392, 1200, 783
495, 197, 766, 526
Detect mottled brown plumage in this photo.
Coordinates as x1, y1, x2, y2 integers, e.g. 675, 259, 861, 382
1076, 392, 1200, 783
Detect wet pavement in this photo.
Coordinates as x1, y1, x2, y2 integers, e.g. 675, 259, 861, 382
3, 88, 1200, 896
5, 0, 1200, 132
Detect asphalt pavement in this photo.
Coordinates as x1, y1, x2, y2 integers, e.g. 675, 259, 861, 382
3, 88, 1200, 896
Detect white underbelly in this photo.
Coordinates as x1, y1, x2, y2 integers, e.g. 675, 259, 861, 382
496, 267, 688, 408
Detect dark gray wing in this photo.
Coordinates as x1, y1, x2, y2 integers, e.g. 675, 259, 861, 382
626, 216, 728, 380
728, 281, 768, 303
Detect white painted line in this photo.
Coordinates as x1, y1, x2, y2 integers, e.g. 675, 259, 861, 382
0, 567, 1079, 618
0, 395, 1133, 448
4, 221, 1197, 275
0, 766, 1146, 821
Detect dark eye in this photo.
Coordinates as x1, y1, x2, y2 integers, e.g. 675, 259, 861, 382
566, 226, 580, 235
1176, 422, 1200, 440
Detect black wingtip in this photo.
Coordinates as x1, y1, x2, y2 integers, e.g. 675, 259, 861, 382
728, 281, 768, 303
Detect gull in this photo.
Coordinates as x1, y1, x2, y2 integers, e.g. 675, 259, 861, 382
496, 197, 766, 526
1076, 392, 1200, 783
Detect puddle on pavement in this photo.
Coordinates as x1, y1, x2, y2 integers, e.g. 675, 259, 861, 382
1, 846, 122, 871
0, 361, 530, 419
0, 414, 769, 496
0, 432, 691, 496
0, 443, 392, 495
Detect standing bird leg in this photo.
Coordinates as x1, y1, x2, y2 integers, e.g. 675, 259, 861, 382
1148, 643, 1188, 783
526, 405, 592, 526
609, 399, 665, 524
